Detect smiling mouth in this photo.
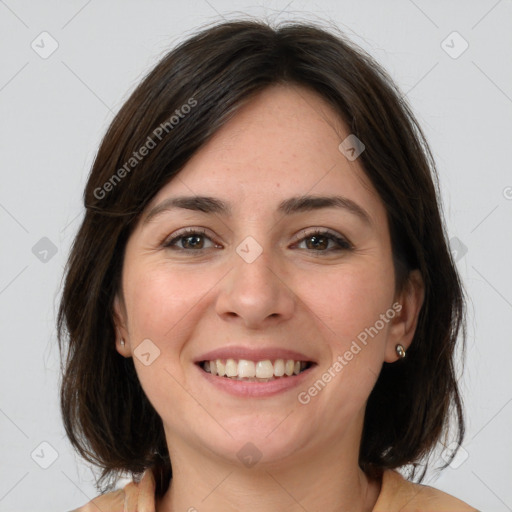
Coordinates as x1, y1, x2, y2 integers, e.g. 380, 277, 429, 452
198, 358, 314, 382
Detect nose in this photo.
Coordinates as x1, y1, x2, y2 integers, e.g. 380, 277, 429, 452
215, 242, 296, 330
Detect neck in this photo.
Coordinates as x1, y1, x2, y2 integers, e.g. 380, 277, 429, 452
156, 422, 381, 512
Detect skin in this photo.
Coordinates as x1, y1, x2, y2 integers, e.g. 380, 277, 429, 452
113, 83, 424, 512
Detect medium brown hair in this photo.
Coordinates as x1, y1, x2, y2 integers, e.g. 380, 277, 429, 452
57, 19, 466, 498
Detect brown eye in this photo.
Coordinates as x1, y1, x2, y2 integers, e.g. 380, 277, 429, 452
163, 228, 218, 251
295, 229, 352, 253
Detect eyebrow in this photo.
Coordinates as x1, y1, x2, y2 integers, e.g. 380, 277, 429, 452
142, 194, 372, 226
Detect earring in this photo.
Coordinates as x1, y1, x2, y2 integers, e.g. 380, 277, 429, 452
120, 339, 125, 346
395, 344, 406, 359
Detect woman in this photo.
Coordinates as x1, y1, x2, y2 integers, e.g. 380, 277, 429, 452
60, 19, 478, 511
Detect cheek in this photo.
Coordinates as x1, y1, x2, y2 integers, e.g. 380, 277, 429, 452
299, 269, 395, 414
122, 264, 210, 425
123, 263, 209, 342
303, 261, 396, 345
289, 264, 397, 432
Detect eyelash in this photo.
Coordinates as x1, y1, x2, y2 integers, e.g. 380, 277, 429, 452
162, 227, 353, 255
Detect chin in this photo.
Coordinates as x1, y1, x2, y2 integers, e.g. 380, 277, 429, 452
202, 415, 313, 468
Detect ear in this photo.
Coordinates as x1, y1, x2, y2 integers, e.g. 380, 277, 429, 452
384, 269, 425, 363
113, 293, 131, 356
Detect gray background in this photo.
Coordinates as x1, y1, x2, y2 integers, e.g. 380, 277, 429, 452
1, 1, 511, 510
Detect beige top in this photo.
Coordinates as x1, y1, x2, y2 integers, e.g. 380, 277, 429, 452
71, 467, 479, 511
372, 469, 478, 511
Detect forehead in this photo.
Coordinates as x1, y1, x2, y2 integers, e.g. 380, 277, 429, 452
142, 84, 385, 226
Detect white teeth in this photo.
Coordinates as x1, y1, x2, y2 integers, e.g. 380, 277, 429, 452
255, 360, 274, 379
238, 359, 256, 378
225, 358, 237, 377
202, 358, 310, 379
274, 359, 285, 377
216, 360, 225, 377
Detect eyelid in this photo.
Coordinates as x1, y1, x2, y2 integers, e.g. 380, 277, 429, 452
292, 227, 353, 250
161, 226, 218, 248
162, 226, 353, 253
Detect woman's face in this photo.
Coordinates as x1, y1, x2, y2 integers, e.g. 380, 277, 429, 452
114, 84, 422, 469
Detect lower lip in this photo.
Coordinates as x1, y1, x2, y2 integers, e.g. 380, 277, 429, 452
195, 363, 316, 398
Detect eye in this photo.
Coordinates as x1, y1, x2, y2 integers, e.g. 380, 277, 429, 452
293, 229, 352, 253
162, 227, 352, 254
162, 228, 220, 251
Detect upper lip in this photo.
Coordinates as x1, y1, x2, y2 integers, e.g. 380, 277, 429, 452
194, 346, 317, 364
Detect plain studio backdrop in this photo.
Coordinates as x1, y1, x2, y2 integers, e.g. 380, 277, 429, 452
1, 1, 511, 511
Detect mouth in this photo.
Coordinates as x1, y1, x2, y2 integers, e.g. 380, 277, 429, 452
197, 358, 315, 382
193, 346, 318, 397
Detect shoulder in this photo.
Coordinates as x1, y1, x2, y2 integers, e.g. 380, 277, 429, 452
68, 488, 126, 511
69, 469, 156, 512
373, 469, 479, 512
